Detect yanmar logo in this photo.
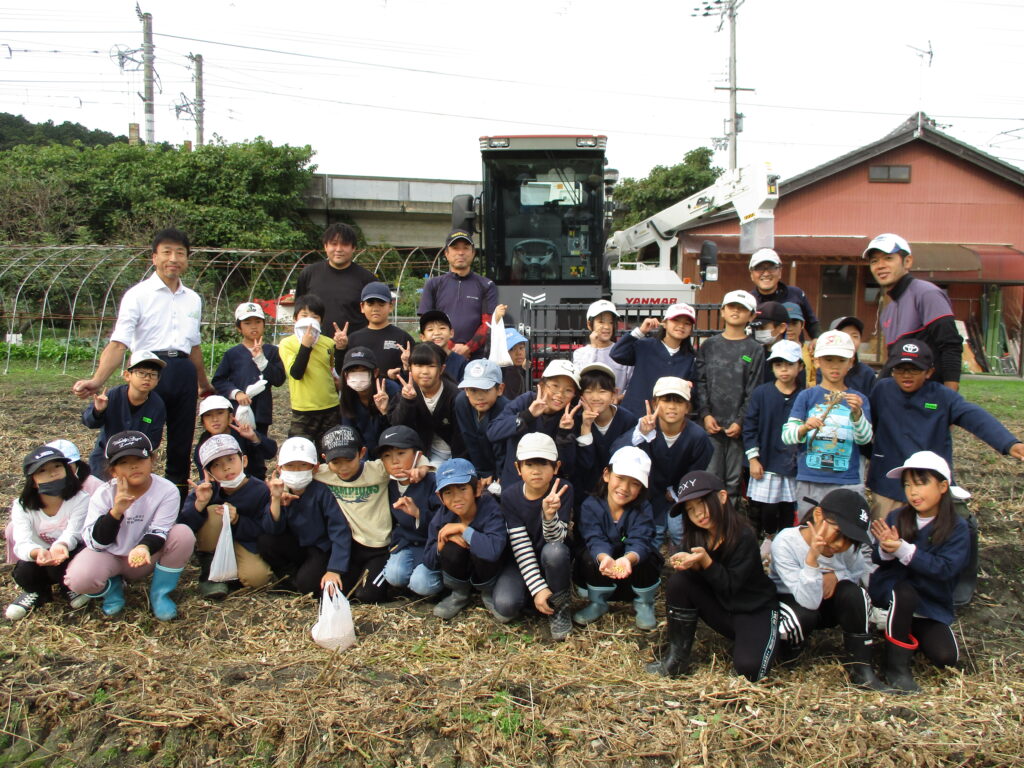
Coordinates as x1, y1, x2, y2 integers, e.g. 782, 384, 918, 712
625, 297, 675, 305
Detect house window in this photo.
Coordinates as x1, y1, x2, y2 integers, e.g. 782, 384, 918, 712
868, 165, 911, 183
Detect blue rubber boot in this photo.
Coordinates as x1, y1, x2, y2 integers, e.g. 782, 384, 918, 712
92, 576, 125, 617
632, 581, 660, 630
149, 564, 184, 621
572, 584, 615, 625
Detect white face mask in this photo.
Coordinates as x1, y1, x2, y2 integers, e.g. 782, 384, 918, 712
346, 371, 372, 392
218, 473, 246, 490
294, 319, 322, 344
754, 329, 775, 345
279, 469, 313, 490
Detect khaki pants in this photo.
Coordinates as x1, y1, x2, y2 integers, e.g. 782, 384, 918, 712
196, 513, 273, 588
870, 492, 904, 521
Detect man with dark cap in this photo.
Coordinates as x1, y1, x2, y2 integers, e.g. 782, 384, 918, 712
419, 228, 498, 359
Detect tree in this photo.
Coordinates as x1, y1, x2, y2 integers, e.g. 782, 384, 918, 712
0, 137, 318, 248
0, 113, 126, 151
612, 147, 723, 229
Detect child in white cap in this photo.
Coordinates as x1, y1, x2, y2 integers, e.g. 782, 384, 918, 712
193, 395, 277, 481
572, 299, 632, 393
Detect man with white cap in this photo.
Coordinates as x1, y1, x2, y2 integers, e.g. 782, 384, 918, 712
748, 248, 820, 339
863, 233, 962, 391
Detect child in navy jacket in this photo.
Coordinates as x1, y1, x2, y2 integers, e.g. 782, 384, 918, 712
193, 396, 277, 482
869, 451, 970, 693
212, 302, 285, 436
610, 302, 698, 418
82, 351, 166, 480
338, 346, 401, 457
573, 363, 637, 508
453, 359, 509, 487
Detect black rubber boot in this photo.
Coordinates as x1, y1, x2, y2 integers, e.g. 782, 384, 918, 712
953, 514, 979, 607
197, 552, 229, 600
885, 634, 921, 694
843, 632, 892, 692
645, 606, 697, 677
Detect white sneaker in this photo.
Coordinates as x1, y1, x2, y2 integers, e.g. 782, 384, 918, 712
65, 590, 91, 610
5, 592, 41, 620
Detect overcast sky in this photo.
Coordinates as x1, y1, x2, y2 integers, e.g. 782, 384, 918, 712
4, 0, 1023, 184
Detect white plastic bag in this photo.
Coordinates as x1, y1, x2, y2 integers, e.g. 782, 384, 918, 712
489, 315, 513, 368
311, 584, 357, 651
208, 504, 239, 582
233, 377, 267, 430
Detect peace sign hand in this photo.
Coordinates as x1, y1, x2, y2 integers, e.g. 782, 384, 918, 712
110, 478, 136, 519
639, 400, 660, 435
188, 471, 215, 509
528, 384, 549, 417
332, 322, 349, 349
373, 378, 390, 414
397, 373, 417, 400
232, 416, 258, 443
250, 336, 264, 359
542, 477, 569, 519
400, 341, 411, 370
559, 402, 582, 430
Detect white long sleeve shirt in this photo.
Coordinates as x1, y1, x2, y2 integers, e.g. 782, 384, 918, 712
11, 491, 90, 561
769, 525, 866, 610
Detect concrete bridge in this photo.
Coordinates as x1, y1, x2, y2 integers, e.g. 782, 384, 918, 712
303, 174, 481, 248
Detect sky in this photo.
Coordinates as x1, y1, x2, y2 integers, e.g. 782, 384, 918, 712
3, 0, 1023, 184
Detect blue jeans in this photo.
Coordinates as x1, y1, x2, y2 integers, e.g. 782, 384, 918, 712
383, 549, 442, 596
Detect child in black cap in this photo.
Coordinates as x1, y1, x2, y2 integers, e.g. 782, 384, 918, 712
647, 470, 779, 682
770, 489, 888, 690
338, 346, 401, 456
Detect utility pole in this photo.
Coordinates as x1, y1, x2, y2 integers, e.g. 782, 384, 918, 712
193, 53, 204, 145
137, 5, 155, 144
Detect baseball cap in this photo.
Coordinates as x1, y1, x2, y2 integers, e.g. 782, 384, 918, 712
669, 470, 724, 516
862, 233, 911, 259
608, 446, 651, 488
767, 339, 803, 363
445, 228, 474, 248
321, 425, 364, 461
199, 395, 233, 416
419, 310, 452, 332
360, 282, 393, 303
23, 445, 70, 477
579, 362, 616, 380
104, 431, 153, 464
459, 358, 503, 389
829, 316, 864, 335
505, 327, 528, 349
803, 488, 871, 544
516, 432, 558, 462
435, 457, 477, 492
664, 302, 696, 321
750, 301, 790, 328
199, 433, 242, 469
278, 437, 317, 467
342, 346, 378, 372
46, 439, 82, 464
586, 299, 620, 320
234, 302, 265, 322
376, 425, 422, 455
887, 340, 934, 370
722, 290, 757, 313
749, 248, 781, 269
541, 359, 580, 388
652, 376, 692, 400
884, 450, 971, 500
127, 350, 166, 370
782, 302, 804, 324
814, 330, 856, 359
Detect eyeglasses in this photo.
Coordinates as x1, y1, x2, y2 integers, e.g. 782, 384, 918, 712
752, 265, 780, 274
131, 370, 160, 380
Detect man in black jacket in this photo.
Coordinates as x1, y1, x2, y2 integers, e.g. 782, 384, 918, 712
296, 223, 377, 335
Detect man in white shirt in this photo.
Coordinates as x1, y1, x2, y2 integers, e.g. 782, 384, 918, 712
72, 229, 211, 501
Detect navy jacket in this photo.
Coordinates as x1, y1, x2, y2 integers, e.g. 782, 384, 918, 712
180, 477, 270, 553
869, 510, 969, 625
868, 378, 1020, 500
578, 495, 656, 565
442, 350, 468, 385
82, 384, 166, 480
212, 343, 286, 427
388, 471, 442, 565
573, 406, 637, 502
742, 383, 799, 477
193, 427, 277, 482
610, 333, 697, 419
341, 378, 401, 456
261, 479, 353, 574
611, 422, 713, 528
454, 391, 509, 480
755, 282, 820, 338
486, 391, 579, 487
422, 492, 507, 571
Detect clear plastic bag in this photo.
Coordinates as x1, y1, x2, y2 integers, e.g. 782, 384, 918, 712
208, 505, 239, 582
489, 316, 513, 368
311, 584, 357, 651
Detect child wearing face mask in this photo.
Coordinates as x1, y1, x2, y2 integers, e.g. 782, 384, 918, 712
338, 346, 400, 457
278, 294, 345, 447
5, 445, 91, 619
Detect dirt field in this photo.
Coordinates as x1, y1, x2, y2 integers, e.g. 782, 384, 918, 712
1, 365, 1023, 767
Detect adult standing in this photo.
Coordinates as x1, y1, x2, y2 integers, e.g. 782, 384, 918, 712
864, 233, 962, 391
296, 223, 377, 335
749, 248, 820, 339
419, 229, 497, 358
72, 229, 210, 500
